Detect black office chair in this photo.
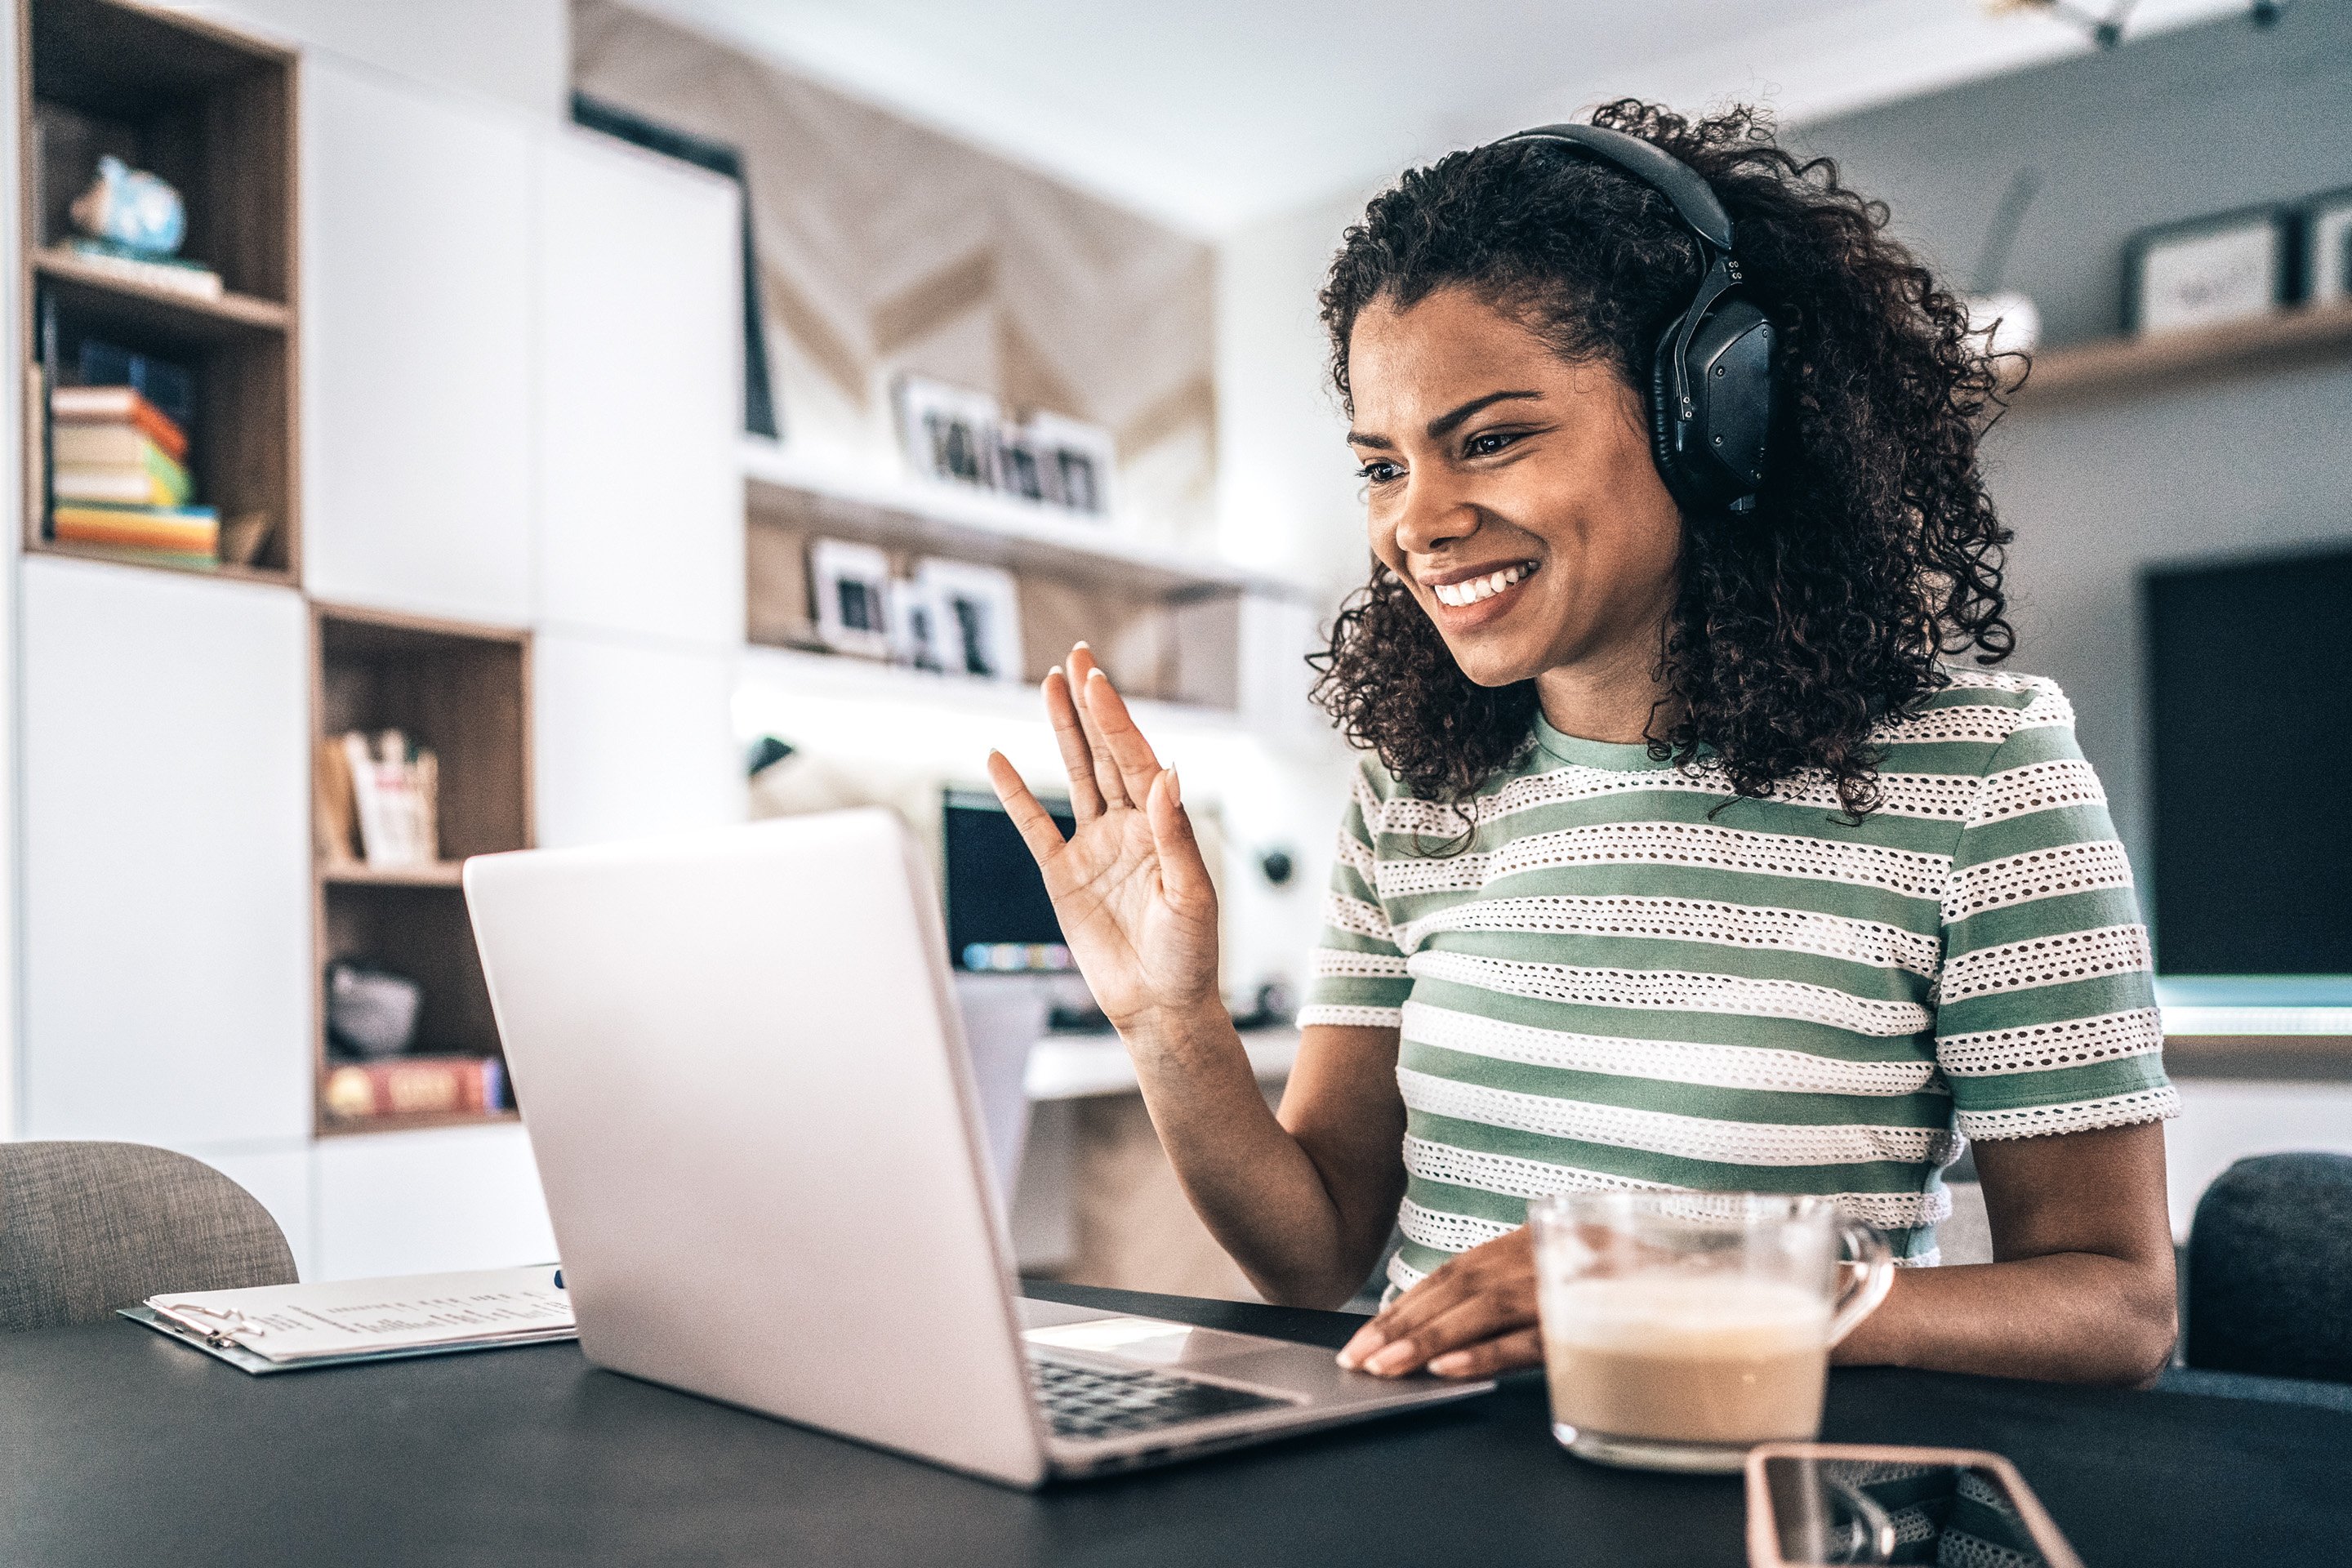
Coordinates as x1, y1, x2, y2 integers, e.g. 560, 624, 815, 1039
2156, 1152, 2352, 1412
0, 1141, 296, 1332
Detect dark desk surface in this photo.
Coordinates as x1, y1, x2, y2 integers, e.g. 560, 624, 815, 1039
4, 1280, 2346, 1567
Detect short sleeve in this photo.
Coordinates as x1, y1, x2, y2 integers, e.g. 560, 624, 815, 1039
1298, 760, 1412, 1030
1934, 686, 2178, 1139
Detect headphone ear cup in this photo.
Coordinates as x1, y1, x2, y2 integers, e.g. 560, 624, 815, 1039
1649, 298, 1774, 516
1648, 327, 1703, 514
1683, 298, 1774, 513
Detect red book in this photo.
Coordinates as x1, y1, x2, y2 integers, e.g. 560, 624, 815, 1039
48, 384, 188, 461
323, 1055, 506, 1120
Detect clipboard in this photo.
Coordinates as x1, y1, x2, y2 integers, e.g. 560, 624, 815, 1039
120, 1264, 578, 1375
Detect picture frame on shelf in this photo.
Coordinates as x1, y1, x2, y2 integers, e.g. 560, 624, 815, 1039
808, 537, 895, 661
887, 572, 947, 673
2302, 188, 2352, 309
1025, 409, 1116, 517
2123, 207, 2293, 336
991, 422, 1050, 503
916, 558, 1022, 682
894, 374, 1000, 490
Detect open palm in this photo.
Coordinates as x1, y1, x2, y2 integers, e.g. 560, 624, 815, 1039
987, 644, 1219, 1031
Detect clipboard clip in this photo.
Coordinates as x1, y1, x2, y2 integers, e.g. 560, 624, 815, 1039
151, 1299, 264, 1349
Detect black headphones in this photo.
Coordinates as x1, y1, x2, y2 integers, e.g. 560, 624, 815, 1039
1495, 124, 1775, 515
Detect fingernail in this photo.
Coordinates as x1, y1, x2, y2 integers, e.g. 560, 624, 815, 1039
1428, 1352, 1469, 1378
1165, 768, 1182, 808
1336, 1328, 1381, 1370
1365, 1341, 1417, 1377
1073, 640, 1091, 651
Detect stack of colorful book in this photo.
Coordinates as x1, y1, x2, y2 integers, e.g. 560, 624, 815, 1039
323, 1055, 510, 1122
47, 384, 216, 564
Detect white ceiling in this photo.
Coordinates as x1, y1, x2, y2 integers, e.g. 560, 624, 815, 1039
630, 0, 2254, 234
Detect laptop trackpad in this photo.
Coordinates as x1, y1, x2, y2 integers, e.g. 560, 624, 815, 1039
1022, 1312, 1321, 1374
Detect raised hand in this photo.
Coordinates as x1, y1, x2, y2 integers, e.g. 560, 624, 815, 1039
986, 644, 1220, 1036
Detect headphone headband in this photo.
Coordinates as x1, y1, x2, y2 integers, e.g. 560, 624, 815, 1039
1497, 123, 1735, 252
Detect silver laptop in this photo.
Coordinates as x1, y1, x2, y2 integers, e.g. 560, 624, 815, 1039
463, 809, 1488, 1488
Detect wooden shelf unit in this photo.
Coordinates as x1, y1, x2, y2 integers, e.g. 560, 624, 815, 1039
311, 604, 532, 1138
18, 0, 299, 581
2011, 301, 2352, 404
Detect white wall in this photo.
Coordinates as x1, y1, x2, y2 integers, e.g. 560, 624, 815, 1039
182, 0, 568, 121
2168, 1081, 2352, 1239
1213, 185, 1373, 607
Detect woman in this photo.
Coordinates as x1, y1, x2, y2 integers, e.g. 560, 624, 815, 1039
987, 101, 2179, 1388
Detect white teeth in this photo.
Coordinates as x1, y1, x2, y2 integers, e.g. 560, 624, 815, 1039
1431, 564, 1531, 607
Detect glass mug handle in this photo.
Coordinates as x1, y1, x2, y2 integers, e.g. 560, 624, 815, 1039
1827, 1220, 1896, 1347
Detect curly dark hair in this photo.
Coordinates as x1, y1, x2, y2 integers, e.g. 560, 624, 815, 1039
1309, 99, 2016, 817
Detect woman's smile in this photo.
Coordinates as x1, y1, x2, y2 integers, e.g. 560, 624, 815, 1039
1420, 559, 1540, 627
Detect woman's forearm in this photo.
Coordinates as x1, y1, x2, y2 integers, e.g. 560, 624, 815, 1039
1117, 1005, 1388, 1307
1833, 1250, 2179, 1386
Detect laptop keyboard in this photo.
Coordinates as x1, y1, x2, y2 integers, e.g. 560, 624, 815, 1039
1027, 1355, 1290, 1441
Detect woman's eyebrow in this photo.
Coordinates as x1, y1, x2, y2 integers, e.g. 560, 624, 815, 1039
1427, 389, 1542, 439
1348, 389, 1545, 450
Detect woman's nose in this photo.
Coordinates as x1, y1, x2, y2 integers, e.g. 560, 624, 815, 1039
1391, 470, 1480, 558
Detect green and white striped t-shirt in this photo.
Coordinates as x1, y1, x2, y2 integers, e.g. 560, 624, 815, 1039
1300, 670, 2176, 1290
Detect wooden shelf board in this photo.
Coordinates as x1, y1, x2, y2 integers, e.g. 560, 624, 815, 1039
33, 249, 289, 341
743, 439, 1300, 600
318, 1107, 522, 1139
737, 640, 1248, 733
25, 535, 293, 586
2012, 301, 2352, 403
2165, 1034, 2352, 1083
321, 861, 467, 888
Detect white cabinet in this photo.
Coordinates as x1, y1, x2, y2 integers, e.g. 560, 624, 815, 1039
20, 558, 311, 1146
312, 1124, 556, 1281
535, 131, 742, 647
533, 630, 743, 848
303, 60, 534, 625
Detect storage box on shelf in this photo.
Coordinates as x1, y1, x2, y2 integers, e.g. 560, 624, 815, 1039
311, 605, 531, 1136
743, 439, 1300, 717
18, 0, 298, 581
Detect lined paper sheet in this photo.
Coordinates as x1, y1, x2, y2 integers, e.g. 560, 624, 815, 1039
145, 1266, 573, 1363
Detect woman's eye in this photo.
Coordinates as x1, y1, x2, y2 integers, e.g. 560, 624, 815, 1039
1356, 461, 1403, 484
1465, 430, 1521, 457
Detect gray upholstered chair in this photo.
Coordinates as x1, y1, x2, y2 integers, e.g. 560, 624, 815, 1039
0, 1140, 297, 1333
2154, 1152, 2352, 1413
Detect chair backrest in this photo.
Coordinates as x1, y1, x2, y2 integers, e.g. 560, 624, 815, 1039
2185, 1152, 2352, 1383
0, 1141, 296, 1333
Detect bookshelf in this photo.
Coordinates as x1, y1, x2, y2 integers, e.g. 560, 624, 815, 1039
311, 605, 532, 1137
18, 0, 300, 582
744, 439, 1298, 712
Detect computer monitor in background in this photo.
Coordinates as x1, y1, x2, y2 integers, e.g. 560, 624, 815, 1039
942, 788, 1076, 974
2144, 545, 2352, 974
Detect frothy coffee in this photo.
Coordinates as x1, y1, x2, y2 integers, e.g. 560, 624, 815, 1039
1542, 1275, 1831, 1446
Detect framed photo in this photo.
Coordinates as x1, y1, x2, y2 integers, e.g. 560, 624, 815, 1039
2123, 207, 2292, 336
2303, 188, 2352, 309
894, 375, 1002, 490
1024, 410, 1116, 517
915, 558, 1022, 682
807, 537, 894, 661
991, 425, 1050, 503
887, 573, 947, 672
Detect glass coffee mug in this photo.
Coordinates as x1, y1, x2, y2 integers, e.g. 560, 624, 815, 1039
1529, 1192, 1895, 1475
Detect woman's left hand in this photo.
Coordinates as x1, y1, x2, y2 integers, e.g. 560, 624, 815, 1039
1335, 1227, 1542, 1379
